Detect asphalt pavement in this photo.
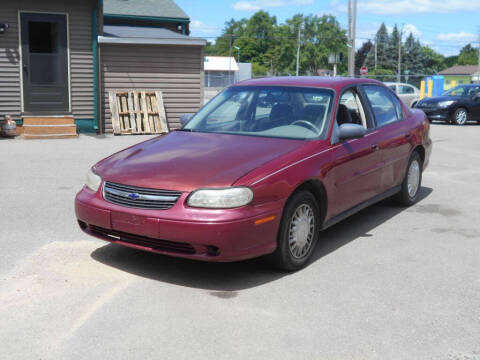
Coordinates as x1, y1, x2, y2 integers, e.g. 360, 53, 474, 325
1, 125, 479, 360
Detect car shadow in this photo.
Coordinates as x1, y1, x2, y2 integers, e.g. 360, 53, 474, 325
91, 186, 433, 292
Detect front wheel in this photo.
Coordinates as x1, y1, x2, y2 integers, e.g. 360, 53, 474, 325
396, 152, 422, 206
267, 191, 320, 271
452, 107, 468, 125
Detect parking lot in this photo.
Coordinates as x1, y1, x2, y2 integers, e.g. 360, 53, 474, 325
1, 124, 479, 360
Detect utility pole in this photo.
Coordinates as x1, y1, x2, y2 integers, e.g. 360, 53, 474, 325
374, 38, 377, 71
477, 31, 480, 84
347, 0, 357, 77
397, 25, 404, 83
296, 22, 303, 76
228, 35, 233, 85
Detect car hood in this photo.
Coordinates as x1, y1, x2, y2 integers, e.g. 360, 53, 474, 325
418, 95, 460, 104
95, 131, 307, 192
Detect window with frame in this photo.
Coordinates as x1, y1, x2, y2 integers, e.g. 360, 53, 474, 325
337, 89, 368, 128
399, 85, 415, 94
363, 85, 400, 127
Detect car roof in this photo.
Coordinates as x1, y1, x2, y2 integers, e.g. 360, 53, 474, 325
453, 84, 480, 87
233, 76, 383, 91
384, 82, 413, 86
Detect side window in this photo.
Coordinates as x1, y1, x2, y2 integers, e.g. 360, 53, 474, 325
390, 93, 404, 120
363, 85, 400, 127
337, 90, 367, 128
388, 85, 397, 93
399, 85, 414, 94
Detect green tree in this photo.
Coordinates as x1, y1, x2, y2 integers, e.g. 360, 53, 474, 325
365, 23, 390, 71
205, 10, 347, 76
444, 55, 458, 68
421, 46, 445, 74
294, 14, 348, 75
355, 40, 372, 74
458, 44, 478, 65
404, 33, 424, 75
388, 24, 403, 72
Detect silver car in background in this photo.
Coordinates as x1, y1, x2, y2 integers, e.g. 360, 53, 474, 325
385, 82, 420, 108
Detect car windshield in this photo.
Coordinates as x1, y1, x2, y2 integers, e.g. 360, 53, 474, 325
184, 86, 334, 140
442, 85, 480, 97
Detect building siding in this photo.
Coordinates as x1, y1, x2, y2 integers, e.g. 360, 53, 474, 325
0, 0, 95, 121
101, 44, 204, 132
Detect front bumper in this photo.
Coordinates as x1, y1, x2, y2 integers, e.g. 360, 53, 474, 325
417, 107, 449, 121
75, 186, 284, 262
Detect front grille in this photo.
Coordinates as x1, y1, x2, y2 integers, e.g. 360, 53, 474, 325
89, 225, 196, 254
417, 102, 436, 109
103, 181, 182, 210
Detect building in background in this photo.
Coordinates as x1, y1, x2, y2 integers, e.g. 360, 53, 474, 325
204, 56, 240, 88
0, 0, 206, 137
101, 0, 206, 131
439, 65, 478, 89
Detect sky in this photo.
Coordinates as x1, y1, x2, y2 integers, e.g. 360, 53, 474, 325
175, 0, 480, 56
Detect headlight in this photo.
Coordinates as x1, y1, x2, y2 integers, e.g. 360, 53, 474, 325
187, 187, 253, 208
85, 168, 102, 192
438, 100, 455, 107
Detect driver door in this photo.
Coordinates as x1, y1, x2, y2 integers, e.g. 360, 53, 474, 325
328, 88, 383, 217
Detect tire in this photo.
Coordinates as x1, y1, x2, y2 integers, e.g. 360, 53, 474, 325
451, 107, 468, 125
267, 190, 320, 271
395, 152, 423, 206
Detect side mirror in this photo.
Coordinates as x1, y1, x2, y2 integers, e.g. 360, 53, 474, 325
338, 123, 366, 140
180, 113, 194, 126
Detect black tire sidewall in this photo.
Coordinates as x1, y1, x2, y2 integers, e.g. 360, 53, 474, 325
274, 191, 320, 271
399, 152, 422, 206
453, 108, 467, 125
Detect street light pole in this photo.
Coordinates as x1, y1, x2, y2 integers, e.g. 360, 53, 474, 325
234, 45, 241, 63
296, 22, 303, 76
397, 25, 404, 83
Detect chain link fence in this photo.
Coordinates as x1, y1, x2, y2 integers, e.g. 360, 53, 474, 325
204, 73, 444, 104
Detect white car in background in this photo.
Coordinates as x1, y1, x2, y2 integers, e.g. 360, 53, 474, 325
385, 82, 421, 108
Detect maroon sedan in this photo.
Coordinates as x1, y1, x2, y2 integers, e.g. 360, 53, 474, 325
76, 77, 432, 270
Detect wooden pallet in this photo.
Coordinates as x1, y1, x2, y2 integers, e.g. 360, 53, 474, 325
108, 90, 169, 135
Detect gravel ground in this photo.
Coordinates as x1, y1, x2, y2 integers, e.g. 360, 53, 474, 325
0, 125, 479, 360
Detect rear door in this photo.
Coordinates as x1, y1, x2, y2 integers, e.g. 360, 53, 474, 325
361, 84, 412, 193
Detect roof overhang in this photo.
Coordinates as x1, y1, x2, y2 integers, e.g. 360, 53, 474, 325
103, 14, 190, 24
98, 36, 206, 46
98, 25, 206, 46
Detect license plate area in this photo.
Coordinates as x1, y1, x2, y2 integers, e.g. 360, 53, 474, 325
111, 211, 159, 238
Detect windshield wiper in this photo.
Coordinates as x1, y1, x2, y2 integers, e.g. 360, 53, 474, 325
175, 128, 193, 132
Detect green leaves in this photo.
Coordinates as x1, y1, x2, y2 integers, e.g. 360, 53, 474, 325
207, 11, 347, 77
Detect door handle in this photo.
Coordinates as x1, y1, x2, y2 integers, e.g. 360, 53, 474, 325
405, 133, 411, 139
371, 144, 379, 151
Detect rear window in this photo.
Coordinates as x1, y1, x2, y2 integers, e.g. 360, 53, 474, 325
363, 85, 401, 127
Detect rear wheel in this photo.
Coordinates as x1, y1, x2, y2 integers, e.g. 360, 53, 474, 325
452, 107, 468, 125
267, 190, 320, 271
396, 152, 422, 206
